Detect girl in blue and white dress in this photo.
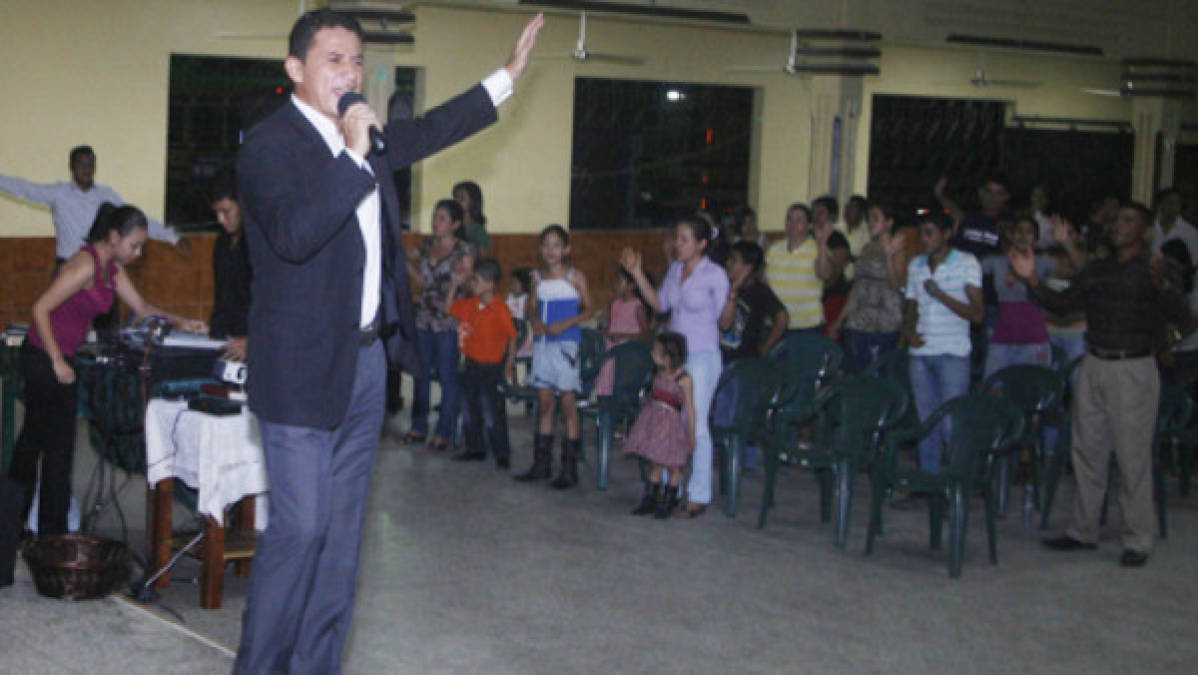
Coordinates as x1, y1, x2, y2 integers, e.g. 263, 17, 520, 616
513, 225, 593, 490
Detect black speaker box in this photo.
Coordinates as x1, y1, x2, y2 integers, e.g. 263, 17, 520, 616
0, 476, 28, 587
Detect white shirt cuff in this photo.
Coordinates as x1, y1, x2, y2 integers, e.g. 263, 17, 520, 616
481, 68, 514, 107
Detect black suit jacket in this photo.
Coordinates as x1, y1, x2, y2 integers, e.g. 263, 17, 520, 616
237, 85, 496, 429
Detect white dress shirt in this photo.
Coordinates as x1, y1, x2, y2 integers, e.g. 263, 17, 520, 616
290, 69, 514, 328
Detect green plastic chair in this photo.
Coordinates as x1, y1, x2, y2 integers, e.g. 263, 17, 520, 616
1039, 355, 1085, 529
865, 394, 1024, 578
710, 357, 783, 517
769, 332, 843, 465
978, 364, 1066, 516
499, 328, 608, 444
758, 374, 909, 549
577, 340, 654, 490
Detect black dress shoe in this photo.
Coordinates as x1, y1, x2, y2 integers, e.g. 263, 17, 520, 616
496, 457, 510, 470
451, 451, 486, 462
1042, 535, 1097, 551
1119, 549, 1149, 567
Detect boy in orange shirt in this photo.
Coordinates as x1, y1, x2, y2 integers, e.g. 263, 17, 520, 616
447, 258, 518, 467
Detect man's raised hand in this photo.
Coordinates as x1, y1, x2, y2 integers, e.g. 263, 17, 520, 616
505, 13, 546, 81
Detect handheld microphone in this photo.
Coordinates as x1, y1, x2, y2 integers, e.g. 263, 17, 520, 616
337, 92, 387, 156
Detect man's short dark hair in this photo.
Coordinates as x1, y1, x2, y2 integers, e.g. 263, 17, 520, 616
827, 230, 850, 253
786, 202, 811, 222
979, 172, 1010, 190
289, 9, 363, 60
1155, 187, 1182, 209
729, 241, 765, 273
474, 257, 503, 284
812, 195, 839, 221
1124, 201, 1153, 228
919, 211, 954, 232
69, 145, 94, 165
208, 167, 237, 204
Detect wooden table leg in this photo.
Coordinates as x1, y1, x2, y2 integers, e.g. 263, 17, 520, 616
152, 478, 173, 590
233, 496, 254, 578
200, 515, 225, 610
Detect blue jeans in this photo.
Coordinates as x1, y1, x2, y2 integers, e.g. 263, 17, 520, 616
843, 329, 899, 373
411, 329, 461, 439
983, 341, 1051, 380
909, 354, 971, 471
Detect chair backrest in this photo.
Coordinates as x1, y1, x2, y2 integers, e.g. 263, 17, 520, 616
772, 332, 843, 414
711, 357, 782, 435
1157, 383, 1193, 437
979, 364, 1065, 418
578, 328, 608, 396
821, 374, 910, 462
603, 340, 655, 411
941, 394, 1026, 481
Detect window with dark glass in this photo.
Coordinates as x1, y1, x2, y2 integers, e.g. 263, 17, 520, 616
570, 78, 753, 230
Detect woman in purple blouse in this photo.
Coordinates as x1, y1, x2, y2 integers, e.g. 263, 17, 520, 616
620, 215, 730, 518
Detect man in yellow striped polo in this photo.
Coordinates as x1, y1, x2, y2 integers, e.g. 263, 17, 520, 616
766, 203, 834, 337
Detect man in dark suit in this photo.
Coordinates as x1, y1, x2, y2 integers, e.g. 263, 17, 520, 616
232, 9, 543, 673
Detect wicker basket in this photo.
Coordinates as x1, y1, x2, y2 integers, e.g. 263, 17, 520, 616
21, 534, 132, 600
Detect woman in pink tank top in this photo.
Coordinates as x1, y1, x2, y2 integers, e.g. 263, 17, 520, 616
11, 203, 206, 537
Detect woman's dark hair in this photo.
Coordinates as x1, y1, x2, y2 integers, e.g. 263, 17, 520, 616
452, 180, 486, 226
289, 8, 363, 60
866, 200, 894, 223
511, 267, 533, 293
434, 199, 466, 241
676, 212, 714, 252
540, 223, 569, 246
86, 202, 147, 243
655, 331, 688, 371
733, 206, 756, 234
1161, 239, 1195, 294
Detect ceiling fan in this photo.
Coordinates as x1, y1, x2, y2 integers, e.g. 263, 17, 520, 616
217, 3, 413, 44
536, 11, 645, 65
966, 67, 1041, 88
728, 29, 881, 77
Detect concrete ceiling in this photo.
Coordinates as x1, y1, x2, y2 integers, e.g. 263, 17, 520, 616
389, 0, 1198, 61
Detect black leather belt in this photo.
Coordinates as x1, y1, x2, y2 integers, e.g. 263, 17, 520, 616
1087, 345, 1151, 360
359, 319, 381, 346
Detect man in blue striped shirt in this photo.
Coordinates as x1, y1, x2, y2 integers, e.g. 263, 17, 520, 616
0, 146, 186, 264
899, 213, 984, 496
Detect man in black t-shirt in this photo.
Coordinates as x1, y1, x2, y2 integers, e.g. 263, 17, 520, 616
719, 241, 788, 362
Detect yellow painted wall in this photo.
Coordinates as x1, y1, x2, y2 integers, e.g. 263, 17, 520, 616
0, 1, 1157, 241
0, 0, 294, 238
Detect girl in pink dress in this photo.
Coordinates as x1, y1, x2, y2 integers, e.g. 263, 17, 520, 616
623, 332, 694, 519
594, 269, 650, 396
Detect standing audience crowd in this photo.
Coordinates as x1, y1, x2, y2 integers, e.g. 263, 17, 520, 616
7, 168, 1195, 568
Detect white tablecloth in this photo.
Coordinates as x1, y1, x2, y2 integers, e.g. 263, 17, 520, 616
144, 398, 269, 528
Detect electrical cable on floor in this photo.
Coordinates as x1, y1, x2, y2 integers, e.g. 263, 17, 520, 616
109, 593, 236, 659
